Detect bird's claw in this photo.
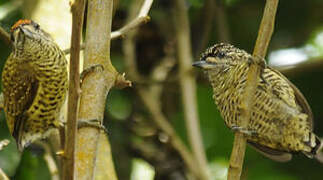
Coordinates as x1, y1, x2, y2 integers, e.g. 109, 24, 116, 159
250, 56, 269, 85
231, 125, 257, 136
78, 119, 107, 134
80, 64, 104, 86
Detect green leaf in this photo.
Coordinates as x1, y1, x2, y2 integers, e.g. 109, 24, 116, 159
107, 90, 132, 121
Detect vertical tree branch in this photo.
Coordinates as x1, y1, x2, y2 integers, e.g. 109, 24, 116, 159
253, 0, 279, 57
173, 0, 209, 179
122, 0, 146, 82
94, 133, 118, 180
227, 0, 279, 180
75, 0, 120, 179
63, 0, 153, 55
62, 0, 86, 180
123, 2, 204, 178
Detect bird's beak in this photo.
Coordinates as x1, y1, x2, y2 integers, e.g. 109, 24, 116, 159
192, 60, 216, 69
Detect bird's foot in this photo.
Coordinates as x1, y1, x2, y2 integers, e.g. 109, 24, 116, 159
252, 55, 267, 68
80, 64, 104, 86
78, 119, 107, 134
231, 125, 257, 136
252, 56, 269, 85
248, 56, 269, 85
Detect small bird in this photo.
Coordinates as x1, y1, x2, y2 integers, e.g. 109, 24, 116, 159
2, 20, 68, 151
193, 43, 321, 162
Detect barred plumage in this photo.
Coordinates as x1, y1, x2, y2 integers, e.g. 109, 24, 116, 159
2, 20, 68, 151
193, 43, 321, 162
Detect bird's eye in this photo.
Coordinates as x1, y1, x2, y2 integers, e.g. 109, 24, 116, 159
215, 51, 226, 59
34, 23, 40, 30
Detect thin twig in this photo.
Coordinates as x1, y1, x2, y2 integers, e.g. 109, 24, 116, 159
0, 26, 11, 46
122, 0, 149, 83
227, 0, 279, 180
122, 1, 204, 178
62, 0, 86, 180
63, 0, 153, 55
173, 0, 209, 179
110, 0, 152, 39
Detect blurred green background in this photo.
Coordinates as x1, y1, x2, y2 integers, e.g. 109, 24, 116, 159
0, 0, 323, 179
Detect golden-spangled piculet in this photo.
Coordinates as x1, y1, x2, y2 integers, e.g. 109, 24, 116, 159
193, 43, 321, 162
2, 20, 68, 151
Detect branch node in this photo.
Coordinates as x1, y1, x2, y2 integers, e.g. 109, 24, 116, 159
115, 72, 132, 89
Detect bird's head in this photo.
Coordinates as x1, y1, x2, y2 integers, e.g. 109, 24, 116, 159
193, 43, 251, 74
10, 20, 52, 50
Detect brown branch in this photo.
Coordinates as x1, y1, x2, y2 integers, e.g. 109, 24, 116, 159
94, 132, 118, 180
173, 0, 209, 179
75, 0, 123, 179
227, 0, 279, 180
122, 1, 204, 178
62, 0, 86, 180
63, 0, 153, 55
111, 0, 153, 39
0, 26, 11, 47
122, 0, 149, 82
253, 1, 279, 57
